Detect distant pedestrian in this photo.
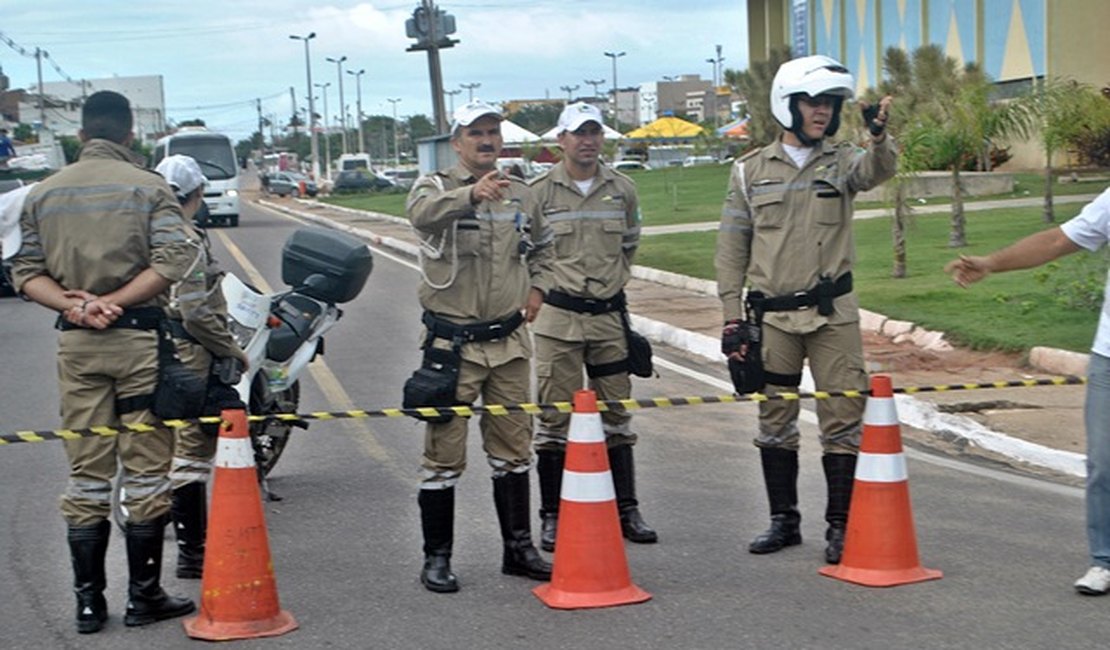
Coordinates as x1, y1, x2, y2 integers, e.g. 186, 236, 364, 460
715, 55, 897, 564
945, 187, 1110, 596
0, 128, 16, 167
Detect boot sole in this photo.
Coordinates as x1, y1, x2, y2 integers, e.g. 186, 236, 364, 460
76, 617, 107, 634
502, 565, 552, 581
421, 577, 460, 593
123, 602, 196, 627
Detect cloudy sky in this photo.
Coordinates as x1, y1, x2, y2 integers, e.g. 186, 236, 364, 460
2, 1, 746, 141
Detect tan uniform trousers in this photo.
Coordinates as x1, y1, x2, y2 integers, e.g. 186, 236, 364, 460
534, 333, 634, 450
421, 355, 534, 487
56, 329, 172, 527
170, 340, 215, 489
756, 321, 867, 454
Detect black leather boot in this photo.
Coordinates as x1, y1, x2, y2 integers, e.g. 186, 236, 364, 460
493, 472, 552, 581
749, 448, 802, 554
823, 453, 857, 564
170, 482, 206, 579
536, 450, 564, 552
608, 445, 658, 543
418, 487, 459, 593
68, 520, 110, 634
123, 518, 196, 627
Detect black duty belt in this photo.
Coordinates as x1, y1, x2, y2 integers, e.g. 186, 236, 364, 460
56, 306, 164, 332
166, 319, 200, 344
749, 272, 853, 314
544, 289, 626, 315
422, 310, 525, 344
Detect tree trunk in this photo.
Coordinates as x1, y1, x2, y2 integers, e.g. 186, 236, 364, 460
892, 184, 907, 278
1043, 151, 1055, 224
947, 166, 967, 248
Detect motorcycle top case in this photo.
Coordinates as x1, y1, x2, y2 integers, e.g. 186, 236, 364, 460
281, 228, 373, 303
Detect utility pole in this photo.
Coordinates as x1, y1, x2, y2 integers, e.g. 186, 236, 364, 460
348, 68, 366, 153
256, 98, 265, 156
387, 98, 402, 167
289, 86, 299, 141
604, 50, 625, 131
315, 82, 332, 179
327, 55, 348, 154
405, 0, 457, 133
289, 32, 320, 180
35, 47, 46, 129
460, 82, 480, 102
443, 88, 461, 114
584, 78, 606, 98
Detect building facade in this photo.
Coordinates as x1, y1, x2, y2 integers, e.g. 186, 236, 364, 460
14, 74, 166, 143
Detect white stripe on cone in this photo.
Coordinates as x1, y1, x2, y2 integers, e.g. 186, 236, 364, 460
561, 469, 616, 503
855, 452, 908, 482
567, 412, 605, 443
215, 437, 256, 469
863, 395, 899, 426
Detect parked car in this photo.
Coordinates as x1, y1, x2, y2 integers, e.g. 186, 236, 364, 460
612, 160, 651, 172
378, 168, 418, 189
267, 171, 318, 198
682, 155, 716, 167
332, 170, 395, 193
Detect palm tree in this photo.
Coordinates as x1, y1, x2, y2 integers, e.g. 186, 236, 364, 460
726, 46, 792, 147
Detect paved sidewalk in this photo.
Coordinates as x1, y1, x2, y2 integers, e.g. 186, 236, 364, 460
259, 195, 1089, 484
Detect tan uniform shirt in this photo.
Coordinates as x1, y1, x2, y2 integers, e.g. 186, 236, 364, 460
12, 138, 195, 302
529, 162, 641, 340
168, 226, 245, 363
715, 136, 897, 333
406, 163, 553, 364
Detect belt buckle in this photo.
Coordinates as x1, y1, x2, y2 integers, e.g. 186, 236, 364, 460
488, 322, 503, 340
793, 290, 810, 310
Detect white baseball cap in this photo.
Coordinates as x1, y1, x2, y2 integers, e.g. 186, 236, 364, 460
0, 183, 34, 261
557, 102, 604, 134
155, 154, 207, 197
450, 100, 503, 133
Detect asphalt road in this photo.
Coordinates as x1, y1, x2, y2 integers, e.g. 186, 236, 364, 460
1, 200, 1107, 648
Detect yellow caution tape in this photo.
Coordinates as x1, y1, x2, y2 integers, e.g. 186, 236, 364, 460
0, 375, 1086, 445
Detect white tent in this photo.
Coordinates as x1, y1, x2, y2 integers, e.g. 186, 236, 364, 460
539, 123, 624, 141
499, 120, 541, 144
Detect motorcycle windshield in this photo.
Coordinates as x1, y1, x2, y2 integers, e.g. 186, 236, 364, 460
221, 273, 269, 330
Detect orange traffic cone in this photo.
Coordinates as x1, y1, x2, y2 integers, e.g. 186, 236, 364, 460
819, 375, 942, 587
533, 390, 652, 609
183, 409, 298, 640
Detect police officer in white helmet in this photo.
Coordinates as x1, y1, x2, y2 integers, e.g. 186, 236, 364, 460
715, 55, 896, 564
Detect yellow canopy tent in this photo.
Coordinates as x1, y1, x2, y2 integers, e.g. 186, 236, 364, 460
623, 116, 705, 140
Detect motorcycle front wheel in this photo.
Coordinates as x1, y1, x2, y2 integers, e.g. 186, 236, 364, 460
250, 379, 301, 477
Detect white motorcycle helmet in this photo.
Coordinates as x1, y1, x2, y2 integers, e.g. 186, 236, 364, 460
770, 55, 855, 142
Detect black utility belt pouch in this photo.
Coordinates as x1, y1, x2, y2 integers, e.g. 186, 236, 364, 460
152, 323, 207, 420
728, 294, 765, 395
403, 346, 463, 423
623, 312, 654, 379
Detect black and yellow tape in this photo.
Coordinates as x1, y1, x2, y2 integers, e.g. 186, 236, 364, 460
0, 375, 1086, 446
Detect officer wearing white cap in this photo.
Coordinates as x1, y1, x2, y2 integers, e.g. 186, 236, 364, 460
715, 55, 897, 564
405, 100, 555, 593
153, 154, 247, 581
529, 102, 655, 551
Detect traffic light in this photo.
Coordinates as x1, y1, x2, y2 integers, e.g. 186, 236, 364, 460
405, 5, 457, 49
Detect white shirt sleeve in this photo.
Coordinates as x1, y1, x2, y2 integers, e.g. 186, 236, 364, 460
1060, 187, 1110, 251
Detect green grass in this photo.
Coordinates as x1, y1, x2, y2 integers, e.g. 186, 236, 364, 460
320, 191, 408, 215
637, 203, 1101, 354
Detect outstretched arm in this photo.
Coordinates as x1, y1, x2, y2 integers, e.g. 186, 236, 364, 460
944, 227, 1081, 288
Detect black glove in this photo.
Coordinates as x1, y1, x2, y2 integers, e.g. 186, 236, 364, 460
721, 319, 744, 356
861, 103, 885, 137
200, 382, 246, 437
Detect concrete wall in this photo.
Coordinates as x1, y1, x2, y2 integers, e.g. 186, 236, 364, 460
856, 170, 1014, 202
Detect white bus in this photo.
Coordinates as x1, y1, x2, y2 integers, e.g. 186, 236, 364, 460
152, 127, 240, 227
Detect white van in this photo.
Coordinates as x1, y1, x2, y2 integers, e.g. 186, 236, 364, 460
152, 127, 240, 226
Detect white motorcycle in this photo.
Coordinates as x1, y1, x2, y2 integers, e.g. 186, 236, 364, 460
114, 227, 372, 522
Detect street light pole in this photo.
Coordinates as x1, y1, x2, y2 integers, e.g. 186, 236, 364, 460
315, 81, 332, 180
327, 55, 348, 155
387, 98, 402, 167
603, 50, 625, 131
460, 82, 480, 102
289, 32, 320, 181
347, 68, 366, 154
560, 84, 579, 103
584, 78, 606, 98
443, 88, 461, 114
